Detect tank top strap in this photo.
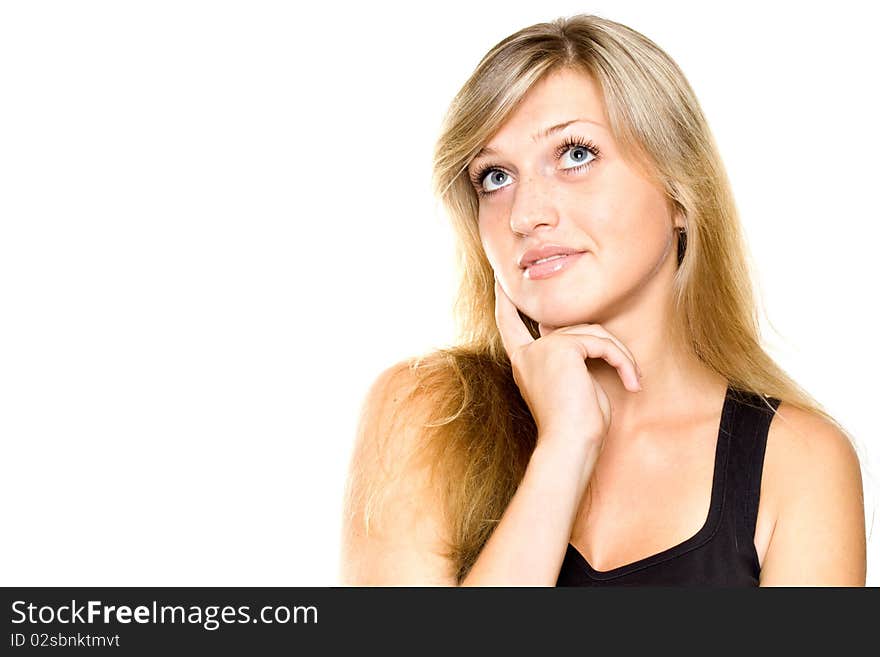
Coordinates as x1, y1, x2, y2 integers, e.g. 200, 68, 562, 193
724, 387, 782, 569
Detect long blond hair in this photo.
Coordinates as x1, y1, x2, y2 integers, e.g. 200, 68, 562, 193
361, 14, 872, 584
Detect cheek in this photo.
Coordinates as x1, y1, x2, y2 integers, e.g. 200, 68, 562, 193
600, 189, 671, 270
477, 216, 490, 252
478, 214, 505, 261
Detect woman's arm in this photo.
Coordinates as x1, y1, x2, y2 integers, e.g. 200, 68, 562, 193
458, 436, 599, 586
759, 403, 867, 586
339, 359, 601, 586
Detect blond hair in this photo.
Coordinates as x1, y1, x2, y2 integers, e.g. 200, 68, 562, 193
354, 14, 872, 584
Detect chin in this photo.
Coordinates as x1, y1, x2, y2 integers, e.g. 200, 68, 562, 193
518, 279, 602, 326
528, 301, 601, 330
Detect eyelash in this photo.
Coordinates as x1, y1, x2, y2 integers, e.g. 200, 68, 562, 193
469, 135, 602, 198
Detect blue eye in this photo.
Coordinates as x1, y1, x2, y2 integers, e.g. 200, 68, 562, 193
480, 169, 512, 194
469, 136, 601, 198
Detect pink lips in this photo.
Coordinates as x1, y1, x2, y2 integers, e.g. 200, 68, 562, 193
523, 251, 586, 280
518, 243, 586, 269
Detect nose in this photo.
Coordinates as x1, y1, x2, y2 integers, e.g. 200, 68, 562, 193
508, 174, 559, 235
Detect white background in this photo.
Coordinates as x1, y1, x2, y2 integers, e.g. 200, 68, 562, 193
1, 0, 877, 586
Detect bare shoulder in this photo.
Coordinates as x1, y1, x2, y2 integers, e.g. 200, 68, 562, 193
760, 401, 866, 585
339, 358, 457, 586
764, 402, 863, 502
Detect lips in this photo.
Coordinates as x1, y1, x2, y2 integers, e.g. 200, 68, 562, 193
522, 252, 586, 280
518, 244, 587, 269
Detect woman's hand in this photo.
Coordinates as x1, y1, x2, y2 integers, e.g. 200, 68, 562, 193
494, 276, 642, 449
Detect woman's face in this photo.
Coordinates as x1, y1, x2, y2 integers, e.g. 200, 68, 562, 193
468, 67, 682, 329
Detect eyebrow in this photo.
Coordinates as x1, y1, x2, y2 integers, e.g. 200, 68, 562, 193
471, 118, 605, 162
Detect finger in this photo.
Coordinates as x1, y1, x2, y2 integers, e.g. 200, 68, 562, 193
551, 324, 642, 378
538, 322, 554, 338
494, 277, 534, 357
565, 333, 642, 392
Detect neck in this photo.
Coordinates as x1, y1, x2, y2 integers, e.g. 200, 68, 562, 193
583, 261, 726, 435
587, 326, 724, 433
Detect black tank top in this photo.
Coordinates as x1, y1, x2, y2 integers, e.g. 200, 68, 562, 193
556, 384, 781, 587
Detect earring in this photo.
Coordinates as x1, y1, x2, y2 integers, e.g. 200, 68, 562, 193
676, 226, 687, 266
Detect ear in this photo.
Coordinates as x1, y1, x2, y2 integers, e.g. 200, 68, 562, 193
672, 208, 687, 231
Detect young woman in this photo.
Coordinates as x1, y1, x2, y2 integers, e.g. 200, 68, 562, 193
340, 14, 867, 586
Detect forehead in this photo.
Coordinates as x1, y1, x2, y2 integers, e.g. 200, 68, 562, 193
482, 68, 608, 151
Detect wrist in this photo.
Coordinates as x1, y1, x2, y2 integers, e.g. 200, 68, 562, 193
530, 435, 601, 490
